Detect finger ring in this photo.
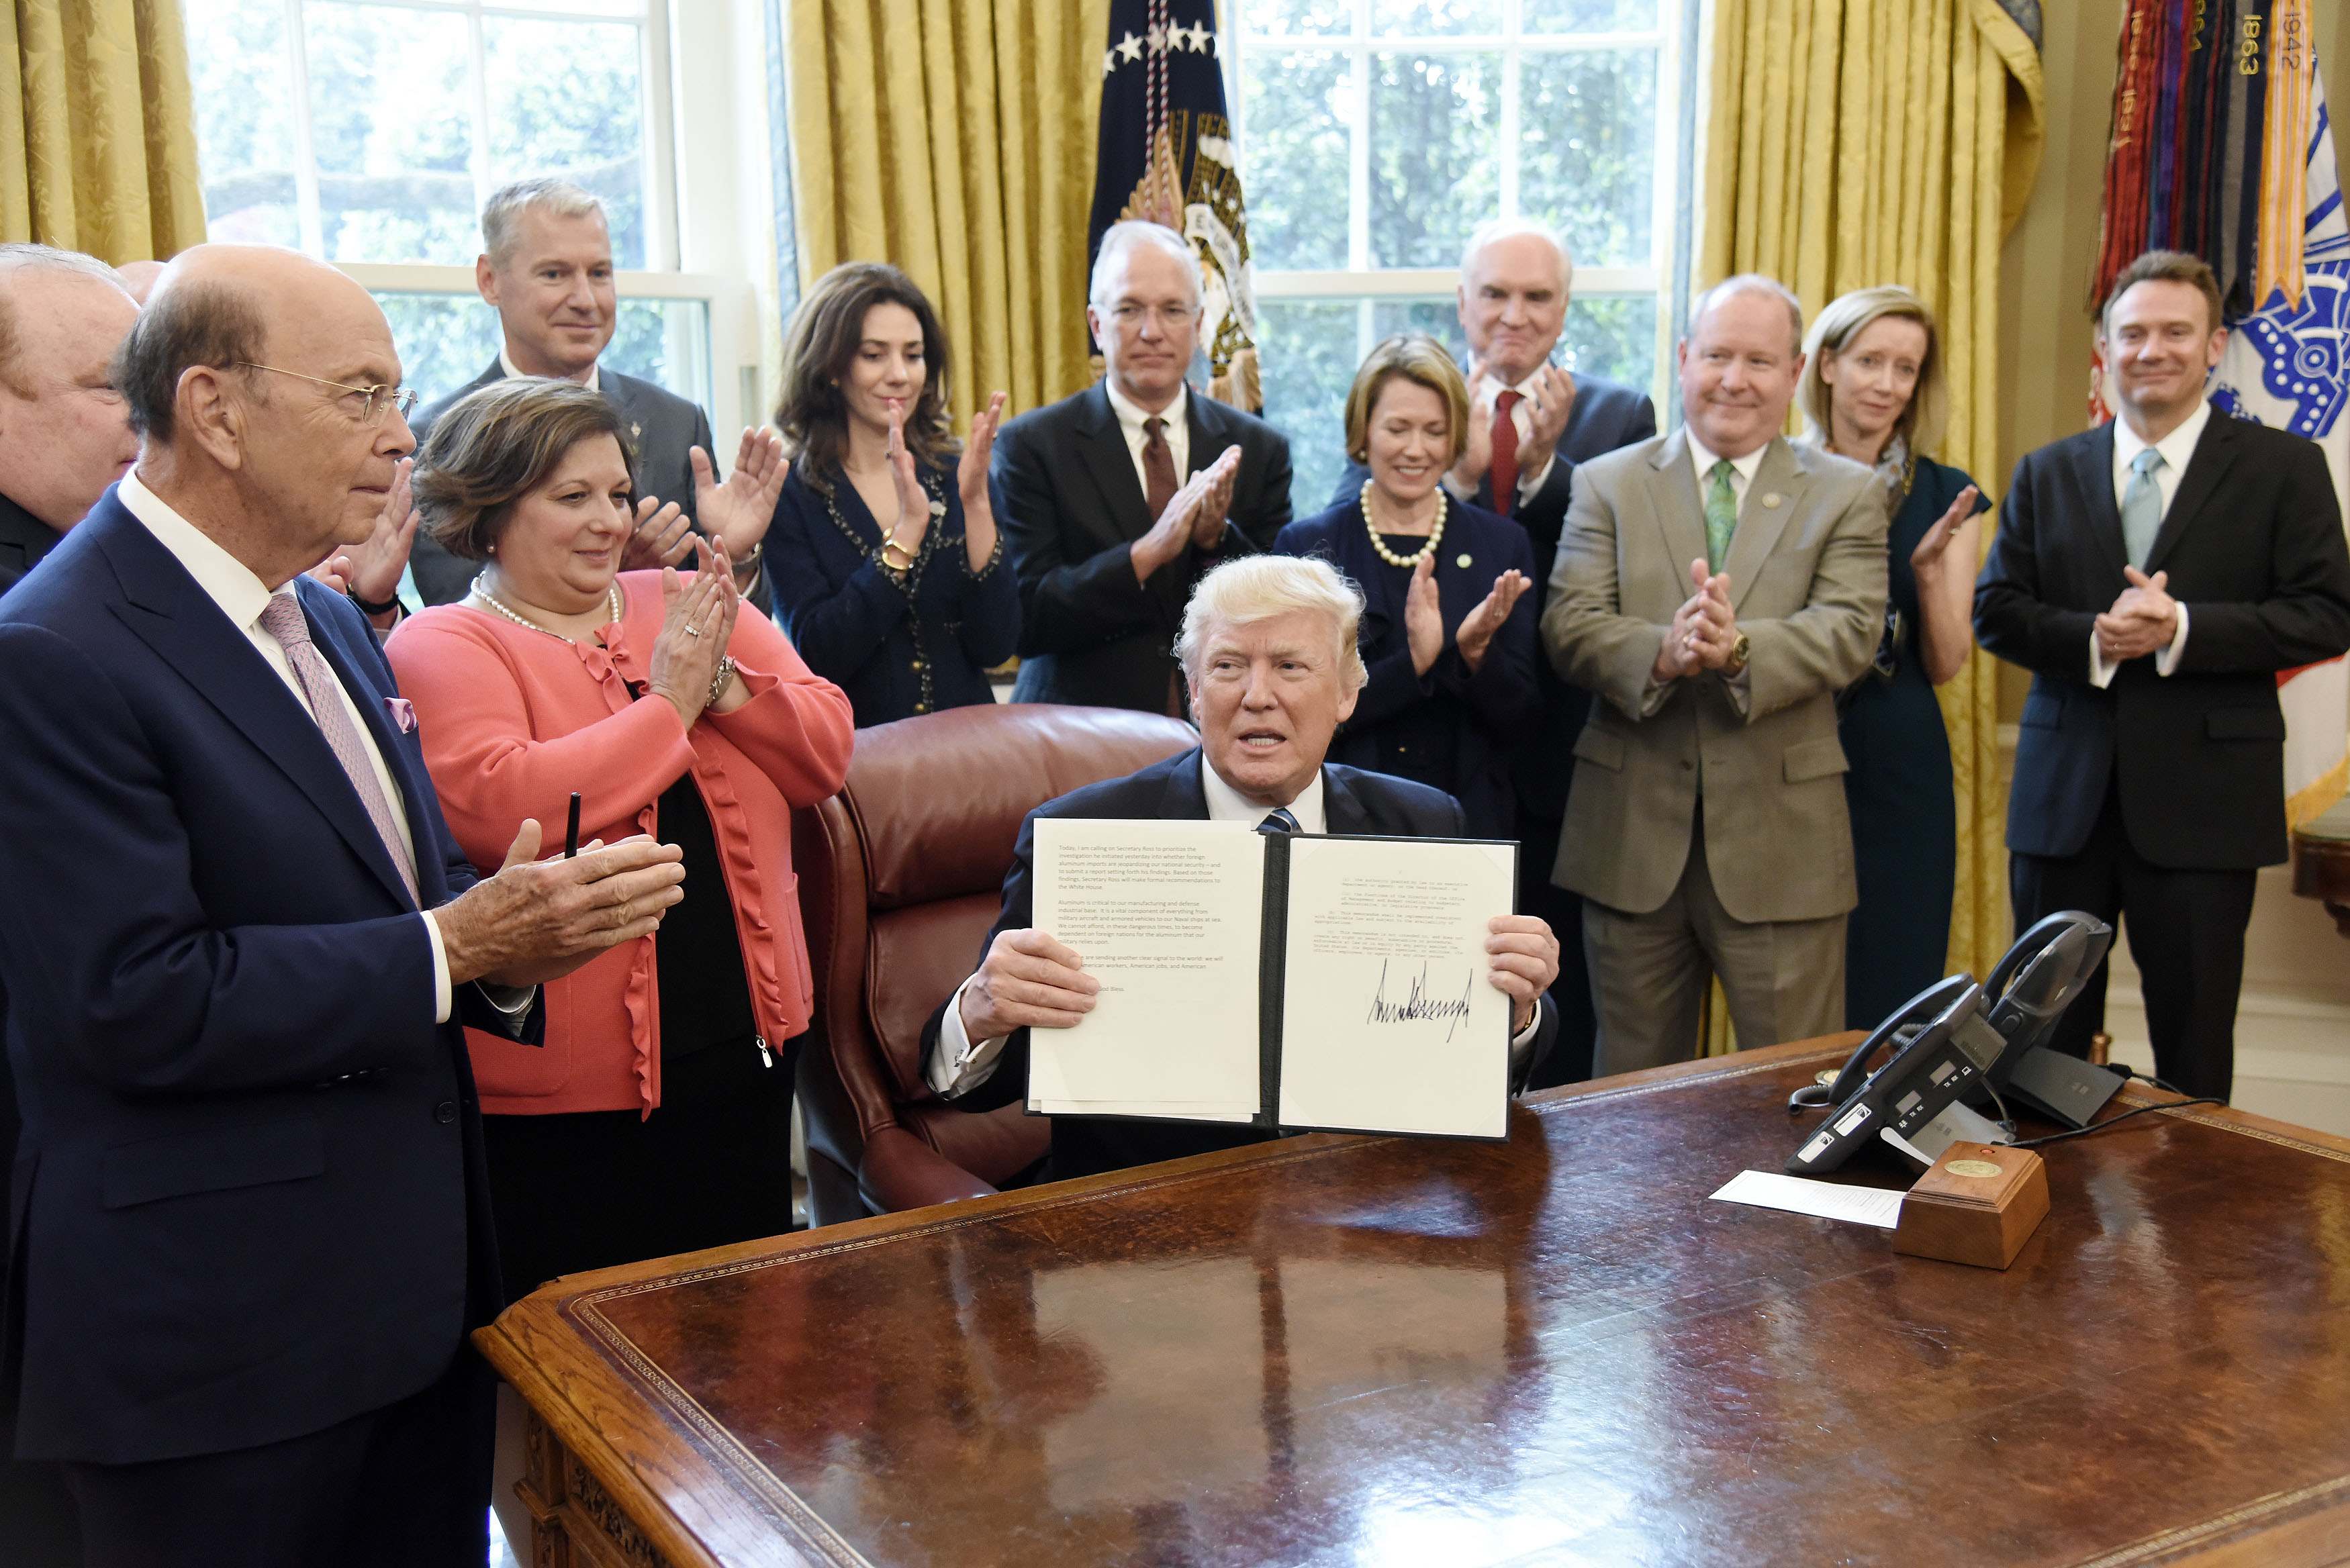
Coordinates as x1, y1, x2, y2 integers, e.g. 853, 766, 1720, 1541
684, 626, 702, 637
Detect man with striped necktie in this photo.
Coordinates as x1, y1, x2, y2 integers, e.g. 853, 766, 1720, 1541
1542, 275, 1887, 1077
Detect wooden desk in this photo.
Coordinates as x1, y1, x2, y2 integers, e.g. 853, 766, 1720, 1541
476, 1038, 2350, 1567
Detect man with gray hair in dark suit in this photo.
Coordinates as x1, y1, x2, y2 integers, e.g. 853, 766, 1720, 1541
404, 178, 784, 613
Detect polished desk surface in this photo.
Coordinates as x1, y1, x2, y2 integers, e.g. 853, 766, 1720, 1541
476, 1038, 2350, 1568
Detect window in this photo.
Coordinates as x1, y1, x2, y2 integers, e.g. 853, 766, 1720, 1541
1232, 0, 1683, 513
184, 0, 709, 410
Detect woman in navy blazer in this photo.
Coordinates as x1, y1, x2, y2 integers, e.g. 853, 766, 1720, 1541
1276, 333, 1538, 838
767, 263, 1019, 726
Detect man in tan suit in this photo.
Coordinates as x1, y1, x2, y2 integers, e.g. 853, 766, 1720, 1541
1542, 275, 1887, 1074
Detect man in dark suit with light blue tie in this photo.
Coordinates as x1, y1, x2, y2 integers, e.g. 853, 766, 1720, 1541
0, 245, 688, 1567
1976, 250, 2350, 1104
1329, 221, 1657, 1088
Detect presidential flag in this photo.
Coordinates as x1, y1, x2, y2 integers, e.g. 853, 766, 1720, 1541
2092, 0, 2349, 826
1090, 0, 1262, 411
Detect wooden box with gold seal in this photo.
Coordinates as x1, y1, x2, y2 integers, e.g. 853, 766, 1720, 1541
1891, 1141, 2051, 1269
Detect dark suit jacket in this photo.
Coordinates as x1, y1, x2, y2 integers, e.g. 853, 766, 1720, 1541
1975, 408, 2350, 869
1330, 371, 1657, 823
0, 491, 532, 1465
922, 748, 1555, 1181
1276, 499, 1540, 838
0, 491, 61, 597
406, 358, 762, 614
996, 383, 1292, 712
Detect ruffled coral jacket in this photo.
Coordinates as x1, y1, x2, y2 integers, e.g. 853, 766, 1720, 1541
387, 571, 854, 1116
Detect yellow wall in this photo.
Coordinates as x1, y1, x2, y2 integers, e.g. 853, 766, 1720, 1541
1992, 3, 2350, 722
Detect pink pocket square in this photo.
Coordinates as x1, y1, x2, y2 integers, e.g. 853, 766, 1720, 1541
386, 697, 416, 734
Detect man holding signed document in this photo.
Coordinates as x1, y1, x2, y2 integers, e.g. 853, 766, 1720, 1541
920, 554, 1562, 1181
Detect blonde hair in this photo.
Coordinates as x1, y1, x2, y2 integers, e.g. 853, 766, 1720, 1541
1344, 332, 1471, 467
1798, 285, 1947, 458
1176, 555, 1370, 693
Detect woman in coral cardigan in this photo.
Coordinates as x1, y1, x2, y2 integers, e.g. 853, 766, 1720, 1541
387, 379, 853, 1302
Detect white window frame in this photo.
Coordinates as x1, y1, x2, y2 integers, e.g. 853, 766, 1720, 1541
1228, 0, 1685, 403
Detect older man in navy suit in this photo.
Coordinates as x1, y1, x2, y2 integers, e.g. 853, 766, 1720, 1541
1330, 221, 1657, 1088
923, 554, 1562, 1182
0, 246, 687, 1567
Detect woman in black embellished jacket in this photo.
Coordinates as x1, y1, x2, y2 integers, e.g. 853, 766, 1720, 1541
766, 262, 1019, 726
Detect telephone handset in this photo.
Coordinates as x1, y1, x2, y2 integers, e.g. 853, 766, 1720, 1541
1784, 978, 2008, 1174
1783, 911, 2114, 1175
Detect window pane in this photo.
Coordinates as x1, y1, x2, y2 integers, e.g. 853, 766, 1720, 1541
1517, 49, 1656, 269
1241, 52, 1350, 271
1370, 0, 1502, 35
1256, 299, 1362, 518
187, 0, 301, 246
1560, 293, 1656, 395
306, 4, 477, 264
484, 18, 649, 268
1522, 0, 1658, 32
1237, 0, 1350, 36
1368, 53, 1499, 268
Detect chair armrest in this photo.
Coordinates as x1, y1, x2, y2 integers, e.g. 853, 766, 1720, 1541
857, 1124, 1000, 1213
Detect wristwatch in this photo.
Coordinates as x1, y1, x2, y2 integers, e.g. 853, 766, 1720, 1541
1724, 631, 1752, 675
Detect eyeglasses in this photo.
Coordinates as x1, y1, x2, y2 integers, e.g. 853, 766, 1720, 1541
236, 363, 419, 424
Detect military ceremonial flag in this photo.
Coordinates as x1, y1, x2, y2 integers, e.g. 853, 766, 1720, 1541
1090, 0, 1262, 411
2092, 0, 2349, 826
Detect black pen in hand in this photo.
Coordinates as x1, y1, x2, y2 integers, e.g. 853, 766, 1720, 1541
563, 791, 583, 859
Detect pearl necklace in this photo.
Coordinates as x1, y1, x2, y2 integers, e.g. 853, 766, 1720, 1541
471, 573, 621, 642
1360, 480, 1447, 569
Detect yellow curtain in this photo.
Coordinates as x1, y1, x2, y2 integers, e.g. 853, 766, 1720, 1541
0, 0, 205, 261
788, 0, 1111, 427
1695, 0, 2045, 1053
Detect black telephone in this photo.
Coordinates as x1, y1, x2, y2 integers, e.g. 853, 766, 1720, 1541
1783, 912, 2114, 1175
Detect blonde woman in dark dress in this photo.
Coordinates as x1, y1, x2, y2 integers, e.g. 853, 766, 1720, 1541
1799, 287, 1991, 1028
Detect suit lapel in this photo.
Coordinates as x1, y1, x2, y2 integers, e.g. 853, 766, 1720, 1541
2067, 423, 2128, 573
1722, 439, 1805, 614
1158, 748, 1211, 818
95, 507, 418, 911
297, 579, 437, 907
1074, 384, 1156, 546
1645, 430, 1709, 579
2145, 409, 2239, 575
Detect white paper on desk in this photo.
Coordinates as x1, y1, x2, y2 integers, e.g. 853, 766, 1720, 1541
1709, 1169, 1906, 1228
1277, 836, 1513, 1138
1029, 819, 1264, 1118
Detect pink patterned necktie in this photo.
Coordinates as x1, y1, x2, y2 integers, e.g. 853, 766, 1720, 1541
257, 593, 420, 905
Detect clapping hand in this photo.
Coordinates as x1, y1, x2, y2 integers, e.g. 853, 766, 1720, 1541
692, 427, 789, 569
2096, 565, 2179, 663
1654, 556, 1738, 681
957, 391, 1008, 516
621, 496, 696, 572
435, 820, 688, 989
646, 537, 743, 726
1456, 568, 1530, 673
310, 457, 418, 622
1403, 554, 1446, 676
1910, 484, 1981, 576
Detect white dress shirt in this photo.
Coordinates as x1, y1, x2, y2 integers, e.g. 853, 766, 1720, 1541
1104, 379, 1190, 498
118, 472, 461, 1024
927, 757, 1541, 1099
1443, 368, 1560, 506
2090, 400, 2206, 687
500, 344, 600, 394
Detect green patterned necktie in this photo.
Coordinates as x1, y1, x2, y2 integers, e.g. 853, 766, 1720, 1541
1703, 458, 1738, 572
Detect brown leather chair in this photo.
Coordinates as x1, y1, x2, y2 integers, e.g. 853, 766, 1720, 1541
793, 703, 1198, 1224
